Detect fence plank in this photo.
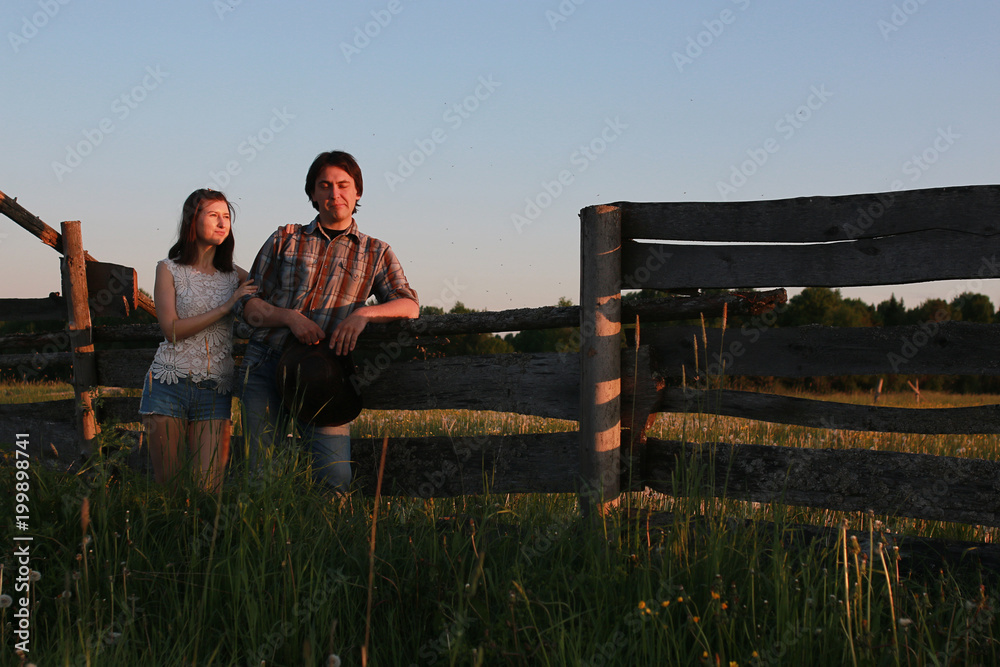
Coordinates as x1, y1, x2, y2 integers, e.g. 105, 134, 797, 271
660, 387, 1000, 434
618, 184, 1000, 242
622, 230, 1000, 290
351, 432, 579, 497
644, 321, 1000, 377
0, 296, 67, 322
98, 350, 581, 419
642, 438, 1000, 527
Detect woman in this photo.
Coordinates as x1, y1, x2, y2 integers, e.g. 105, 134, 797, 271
139, 189, 255, 492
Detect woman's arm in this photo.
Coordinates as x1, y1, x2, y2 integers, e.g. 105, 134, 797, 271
155, 262, 256, 343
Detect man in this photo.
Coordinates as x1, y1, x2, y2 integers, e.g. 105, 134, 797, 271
234, 150, 419, 491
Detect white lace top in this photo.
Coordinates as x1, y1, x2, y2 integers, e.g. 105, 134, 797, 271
147, 259, 240, 394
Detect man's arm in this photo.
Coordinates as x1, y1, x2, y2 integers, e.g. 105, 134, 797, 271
236, 227, 327, 346
243, 296, 327, 345
329, 297, 419, 355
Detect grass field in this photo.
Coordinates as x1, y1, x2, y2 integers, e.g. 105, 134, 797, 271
1, 382, 998, 665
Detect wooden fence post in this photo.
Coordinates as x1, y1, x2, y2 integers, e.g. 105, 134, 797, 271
579, 205, 622, 514
60, 221, 99, 455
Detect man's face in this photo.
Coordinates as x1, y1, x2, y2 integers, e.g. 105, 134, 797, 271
311, 165, 359, 229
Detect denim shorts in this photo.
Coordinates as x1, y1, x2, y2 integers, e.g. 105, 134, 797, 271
139, 373, 233, 421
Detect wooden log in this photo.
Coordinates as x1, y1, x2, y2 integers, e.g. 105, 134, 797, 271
351, 432, 579, 497
0, 188, 156, 318
359, 289, 786, 339
660, 387, 1000, 435
623, 229, 1000, 291
579, 205, 622, 510
0, 295, 67, 322
360, 352, 579, 419
642, 438, 1000, 527
0, 352, 73, 377
617, 184, 1000, 243
96, 348, 581, 418
645, 321, 1000, 377
61, 221, 99, 452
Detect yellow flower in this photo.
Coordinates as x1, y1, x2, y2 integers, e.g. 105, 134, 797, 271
721, 602, 729, 610
677, 596, 684, 603
661, 600, 670, 608
752, 651, 759, 658
711, 591, 721, 600
730, 662, 739, 667
692, 616, 700, 623
638, 600, 646, 610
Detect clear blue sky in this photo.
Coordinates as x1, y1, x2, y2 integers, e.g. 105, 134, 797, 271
3, 1, 999, 314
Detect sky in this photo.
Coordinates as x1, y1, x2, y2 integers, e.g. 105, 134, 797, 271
2, 1, 1000, 317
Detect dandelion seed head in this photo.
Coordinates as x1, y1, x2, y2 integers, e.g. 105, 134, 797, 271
0, 594, 12, 608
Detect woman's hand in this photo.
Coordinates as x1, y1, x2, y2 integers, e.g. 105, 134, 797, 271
227, 278, 257, 309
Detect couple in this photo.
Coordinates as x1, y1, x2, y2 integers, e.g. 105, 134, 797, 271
139, 150, 419, 493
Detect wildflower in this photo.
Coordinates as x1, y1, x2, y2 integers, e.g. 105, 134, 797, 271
0, 594, 12, 608
730, 662, 739, 667
638, 600, 646, 610
661, 600, 670, 608
327, 655, 341, 667
898, 617, 913, 627
677, 596, 684, 603
711, 591, 721, 600
692, 616, 700, 623
28, 571, 41, 582
752, 651, 759, 658
721, 602, 729, 610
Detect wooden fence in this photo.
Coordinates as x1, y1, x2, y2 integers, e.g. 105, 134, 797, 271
2, 185, 1000, 530
577, 184, 1000, 525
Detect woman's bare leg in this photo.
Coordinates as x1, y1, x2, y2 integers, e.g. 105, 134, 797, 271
189, 419, 231, 493
144, 415, 187, 489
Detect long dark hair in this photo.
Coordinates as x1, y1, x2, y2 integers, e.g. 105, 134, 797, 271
167, 189, 236, 272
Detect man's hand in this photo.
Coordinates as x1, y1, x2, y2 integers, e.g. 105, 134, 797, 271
288, 311, 326, 345
328, 310, 369, 355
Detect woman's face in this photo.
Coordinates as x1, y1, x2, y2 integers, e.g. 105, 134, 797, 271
194, 199, 231, 246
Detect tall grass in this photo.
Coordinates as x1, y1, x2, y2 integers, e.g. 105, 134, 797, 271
1, 391, 998, 664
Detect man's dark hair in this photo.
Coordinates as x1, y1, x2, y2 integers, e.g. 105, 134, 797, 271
305, 150, 363, 212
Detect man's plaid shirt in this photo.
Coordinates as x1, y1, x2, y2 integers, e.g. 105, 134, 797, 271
234, 217, 418, 351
